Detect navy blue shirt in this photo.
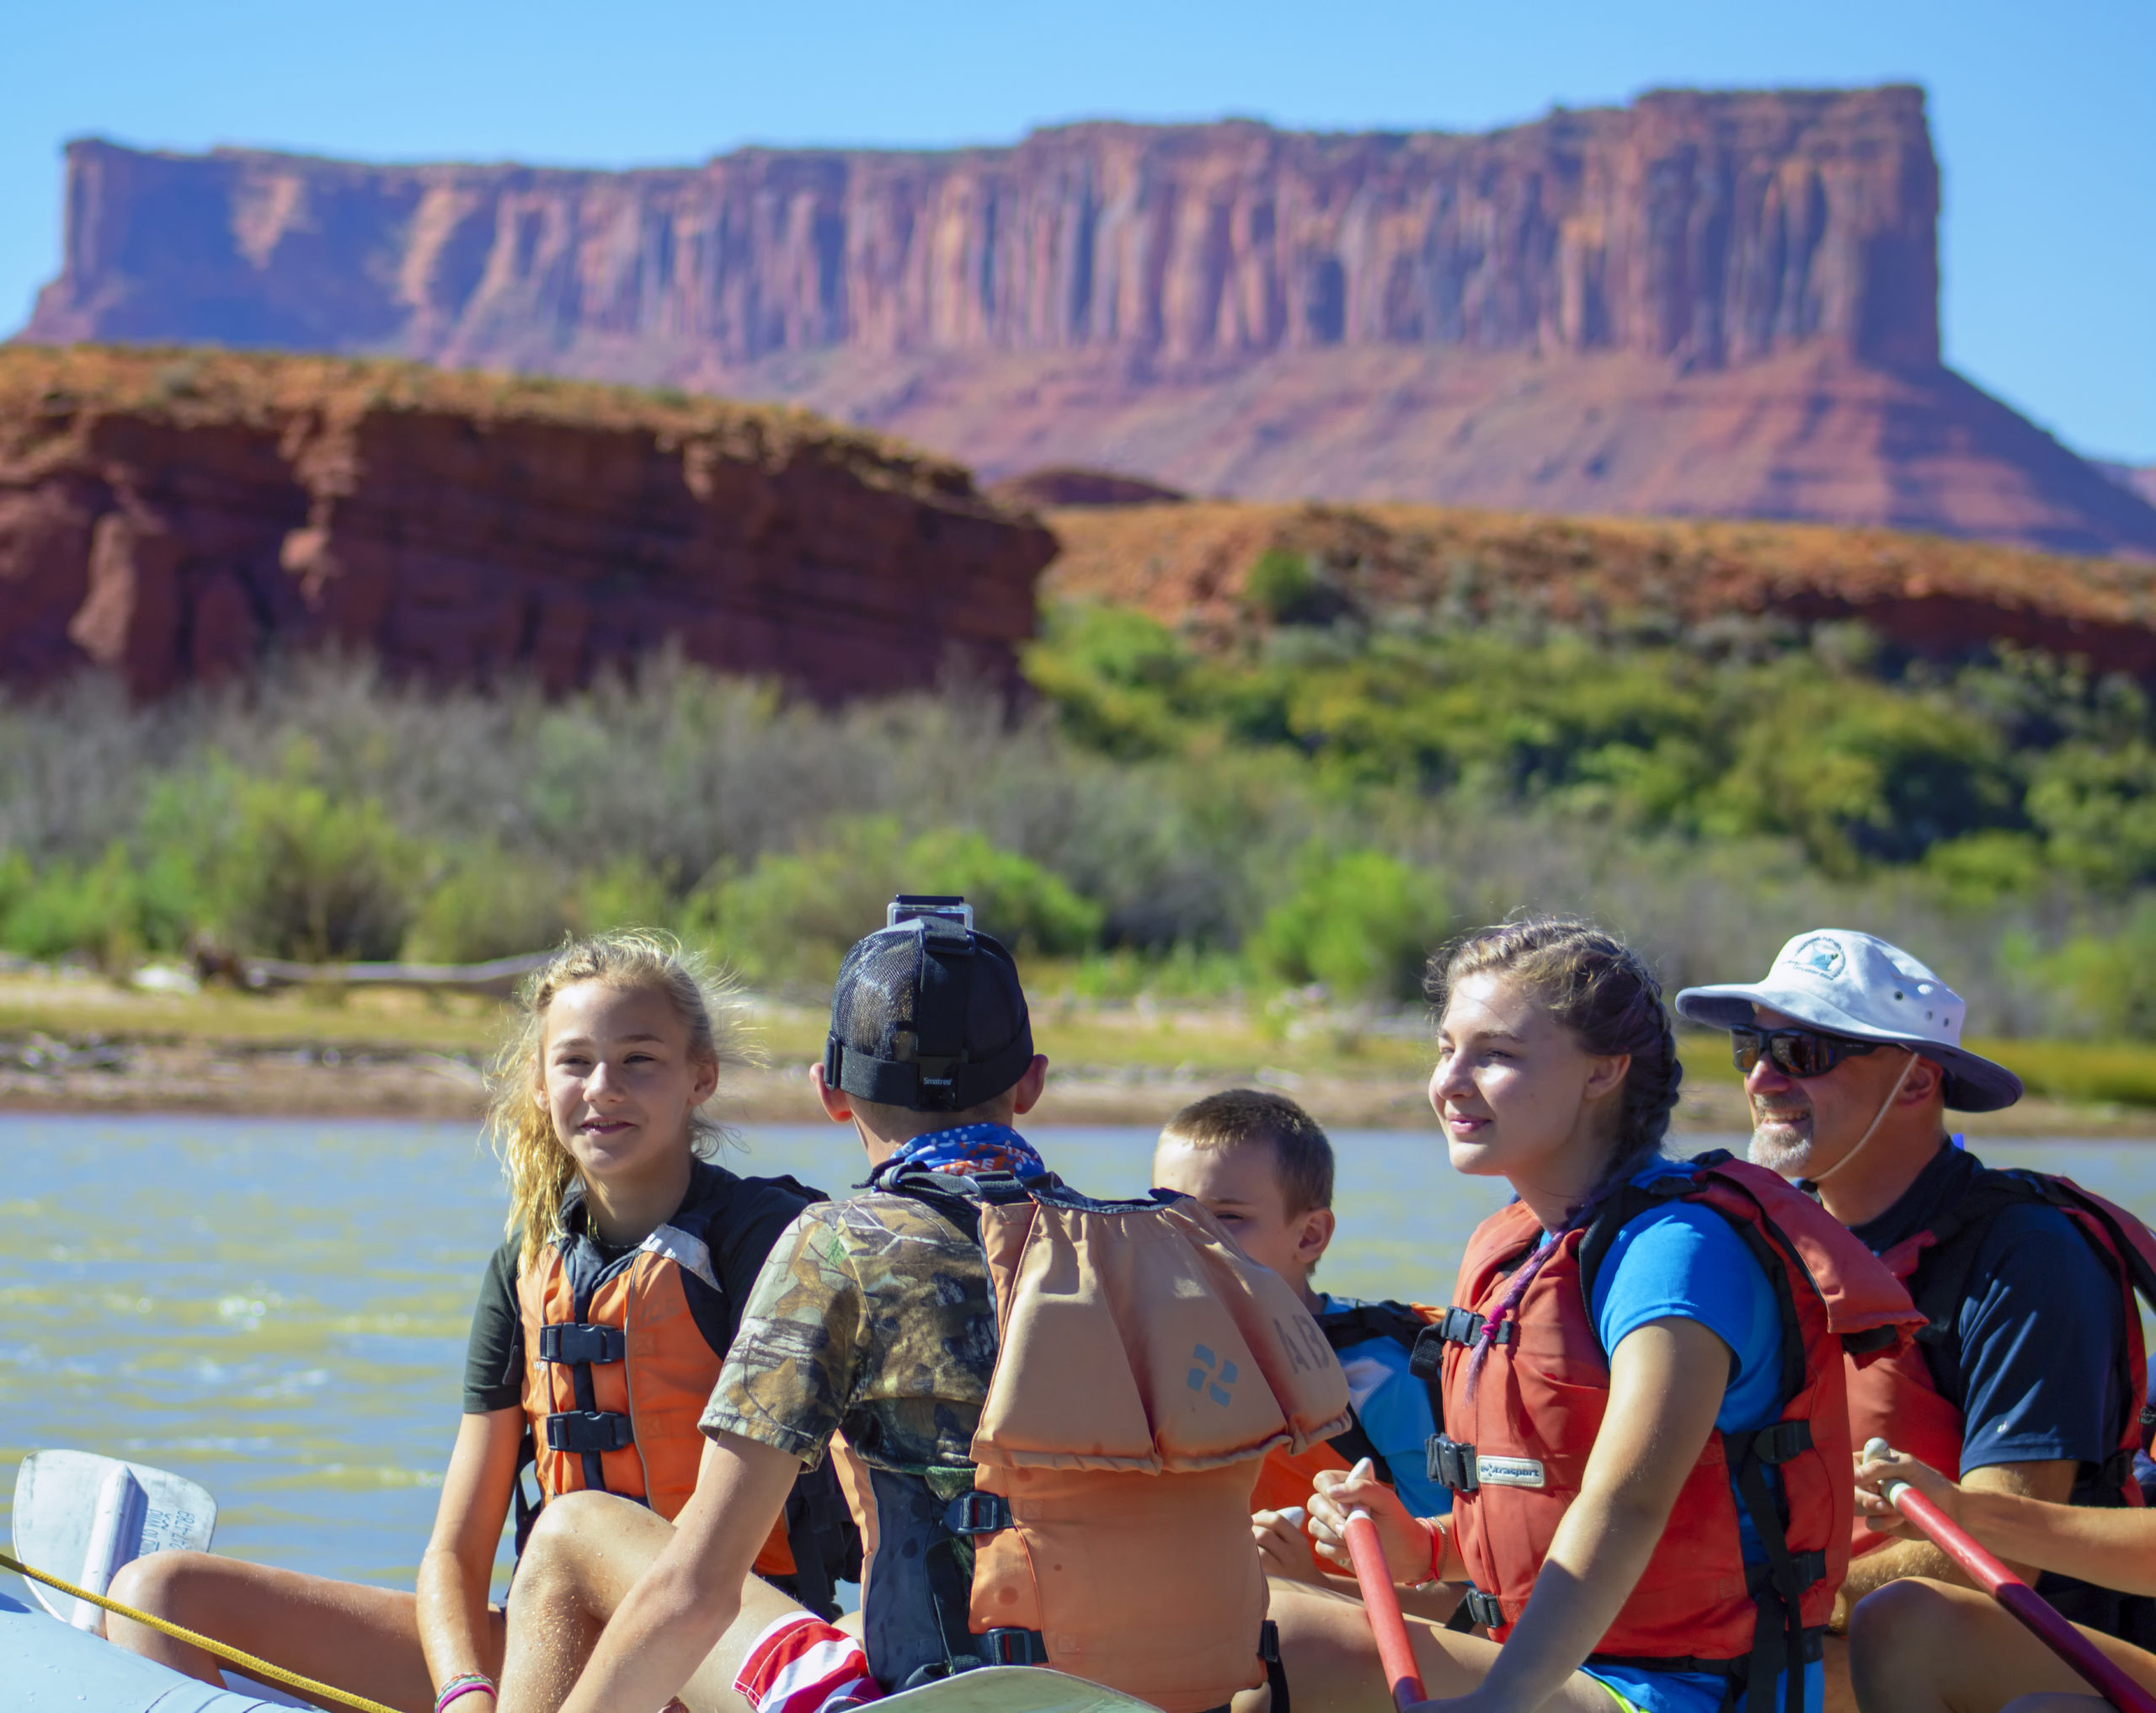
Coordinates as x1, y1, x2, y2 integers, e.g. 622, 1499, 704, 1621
1850, 1141, 2125, 1488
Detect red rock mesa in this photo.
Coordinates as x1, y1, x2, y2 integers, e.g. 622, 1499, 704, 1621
19, 88, 2156, 558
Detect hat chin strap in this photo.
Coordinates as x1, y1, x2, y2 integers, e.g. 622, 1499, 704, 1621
1808, 1049, 1919, 1184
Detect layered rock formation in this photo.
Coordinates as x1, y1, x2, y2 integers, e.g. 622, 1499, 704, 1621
19, 90, 2156, 557
1044, 499, 2156, 675
0, 346, 1054, 699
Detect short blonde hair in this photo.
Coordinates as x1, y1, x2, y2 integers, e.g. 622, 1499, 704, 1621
486, 930, 750, 1269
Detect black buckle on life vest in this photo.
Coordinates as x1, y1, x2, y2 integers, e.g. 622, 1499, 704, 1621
538, 1323, 627, 1366
1750, 1422, 1814, 1465
1436, 1306, 1511, 1347
979, 1628, 1048, 1666
1428, 1433, 1478, 1493
1746, 1550, 1828, 1597
945, 1492, 1013, 1536
1460, 1588, 1505, 1629
546, 1410, 634, 1454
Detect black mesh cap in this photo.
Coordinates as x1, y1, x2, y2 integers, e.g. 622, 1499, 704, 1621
824, 916, 1035, 1113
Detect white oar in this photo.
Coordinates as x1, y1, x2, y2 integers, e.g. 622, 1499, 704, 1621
10, 1449, 216, 1632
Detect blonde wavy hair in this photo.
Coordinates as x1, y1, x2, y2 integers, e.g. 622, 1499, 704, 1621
487, 930, 751, 1269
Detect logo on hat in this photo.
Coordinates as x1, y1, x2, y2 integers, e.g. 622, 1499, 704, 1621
1785, 935, 1845, 979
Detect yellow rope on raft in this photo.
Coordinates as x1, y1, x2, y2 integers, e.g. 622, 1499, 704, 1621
0, 1547, 404, 1713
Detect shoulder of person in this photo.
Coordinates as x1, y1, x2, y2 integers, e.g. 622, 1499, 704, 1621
1967, 1194, 2120, 1296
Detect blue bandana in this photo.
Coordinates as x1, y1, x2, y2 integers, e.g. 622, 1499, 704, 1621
876, 1123, 1046, 1182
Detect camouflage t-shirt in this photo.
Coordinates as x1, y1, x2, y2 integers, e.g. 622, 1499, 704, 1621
699, 1191, 996, 1474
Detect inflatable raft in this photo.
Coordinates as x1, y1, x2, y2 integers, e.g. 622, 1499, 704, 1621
1, 1588, 288, 1710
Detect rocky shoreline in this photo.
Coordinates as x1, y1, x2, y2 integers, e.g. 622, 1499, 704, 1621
3, 1034, 2148, 1137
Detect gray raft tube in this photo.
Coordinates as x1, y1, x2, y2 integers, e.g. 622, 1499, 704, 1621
0, 1589, 295, 1711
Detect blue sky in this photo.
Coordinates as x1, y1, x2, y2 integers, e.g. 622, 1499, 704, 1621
5, 0, 2151, 462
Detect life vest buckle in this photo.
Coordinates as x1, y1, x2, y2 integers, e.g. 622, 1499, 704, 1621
1460, 1588, 1506, 1629
1428, 1433, 1479, 1492
944, 1491, 1014, 1536
545, 1410, 634, 1454
1748, 1421, 1814, 1466
1437, 1306, 1512, 1348
1746, 1550, 1828, 1597
979, 1627, 1049, 1666
538, 1323, 627, 1366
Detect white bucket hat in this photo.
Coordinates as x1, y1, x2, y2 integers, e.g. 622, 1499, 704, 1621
1673, 929, 2023, 1112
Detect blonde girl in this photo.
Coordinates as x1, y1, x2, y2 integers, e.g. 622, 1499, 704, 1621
109, 932, 841, 1713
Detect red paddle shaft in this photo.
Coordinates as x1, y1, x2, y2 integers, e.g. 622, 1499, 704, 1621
1343, 1508, 1428, 1711
1869, 1443, 2156, 1713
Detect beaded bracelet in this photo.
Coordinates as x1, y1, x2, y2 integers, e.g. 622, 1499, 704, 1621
435, 1673, 496, 1713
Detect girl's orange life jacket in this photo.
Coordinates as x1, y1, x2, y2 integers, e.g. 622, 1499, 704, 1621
1845, 1168, 2156, 1558
1430, 1153, 1920, 1713
515, 1164, 857, 1610
1249, 1300, 1444, 1516
873, 1166, 1352, 1713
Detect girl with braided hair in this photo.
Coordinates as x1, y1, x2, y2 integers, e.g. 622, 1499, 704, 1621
1276, 916, 1919, 1713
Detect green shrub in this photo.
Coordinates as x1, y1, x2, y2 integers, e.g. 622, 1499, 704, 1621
1251, 846, 1449, 1001
0, 844, 147, 968
2027, 742, 2156, 889
575, 855, 679, 937
216, 772, 418, 962
2035, 903, 2156, 1040
690, 818, 1103, 988
404, 843, 569, 963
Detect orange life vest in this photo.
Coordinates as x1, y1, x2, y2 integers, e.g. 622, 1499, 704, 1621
515, 1164, 858, 1611
863, 1166, 1351, 1713
1250, 1299, 1444, 1516
1430, 1153, 1920, 1713
1846, 1167, 2156, 1559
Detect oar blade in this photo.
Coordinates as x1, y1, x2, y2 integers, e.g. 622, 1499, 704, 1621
11, 1451, 217, 1624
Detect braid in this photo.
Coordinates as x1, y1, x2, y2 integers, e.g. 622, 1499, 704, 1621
1428, 915, 1684, 1406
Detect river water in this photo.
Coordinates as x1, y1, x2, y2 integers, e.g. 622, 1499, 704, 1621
3, 1116, 2153, 1598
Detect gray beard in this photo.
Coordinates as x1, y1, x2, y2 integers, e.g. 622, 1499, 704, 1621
1747, 1122, 1817, 1180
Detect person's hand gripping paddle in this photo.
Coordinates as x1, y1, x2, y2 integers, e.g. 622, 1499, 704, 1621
1865, 1438, 2156, 1713
1335, 1458, 1428, 1710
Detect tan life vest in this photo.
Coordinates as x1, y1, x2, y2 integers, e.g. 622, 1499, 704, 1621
887, 1166, 1350, 1713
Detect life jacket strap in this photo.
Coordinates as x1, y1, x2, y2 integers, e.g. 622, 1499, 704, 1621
537, 1322, 627, 1365
979, 1629, 1049, 1666
546, 1410, 634, 1454
943, 1492, 1013, 1536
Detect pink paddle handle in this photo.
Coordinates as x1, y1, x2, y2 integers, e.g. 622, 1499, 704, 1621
1343, 1509, 1426, 1710
1887, 1482, 2156, 1713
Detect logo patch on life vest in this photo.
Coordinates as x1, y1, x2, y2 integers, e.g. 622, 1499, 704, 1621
1475, 1455, 1545, 1488
1188, 1344, 1238, 1406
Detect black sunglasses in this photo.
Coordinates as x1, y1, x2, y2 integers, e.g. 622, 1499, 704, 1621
1730, 1025, 1884, 1081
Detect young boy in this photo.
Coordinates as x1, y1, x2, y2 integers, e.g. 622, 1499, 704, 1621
1152, 1091, 1448, 1532
488, 905, 1346, 1713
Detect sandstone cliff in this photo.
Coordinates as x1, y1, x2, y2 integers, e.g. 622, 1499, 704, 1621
19, 90, 2156, 558
1044, 500, 2156, 675
0, 346, 1054, 699
28, 88, 1938, 371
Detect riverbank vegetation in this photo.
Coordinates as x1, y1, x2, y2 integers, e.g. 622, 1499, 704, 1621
8, 584, 2156, 1066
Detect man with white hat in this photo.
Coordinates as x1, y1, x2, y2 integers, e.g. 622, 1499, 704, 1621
1676, 931, 2154, 1650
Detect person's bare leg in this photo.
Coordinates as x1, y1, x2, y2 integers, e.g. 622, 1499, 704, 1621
1263, 1579, 1620, 1713
104, 1551, 464, 1713
1849, 1580, 2156, 1713
1823, 1635, 1856, 1713
498, 1492, 807, 1713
